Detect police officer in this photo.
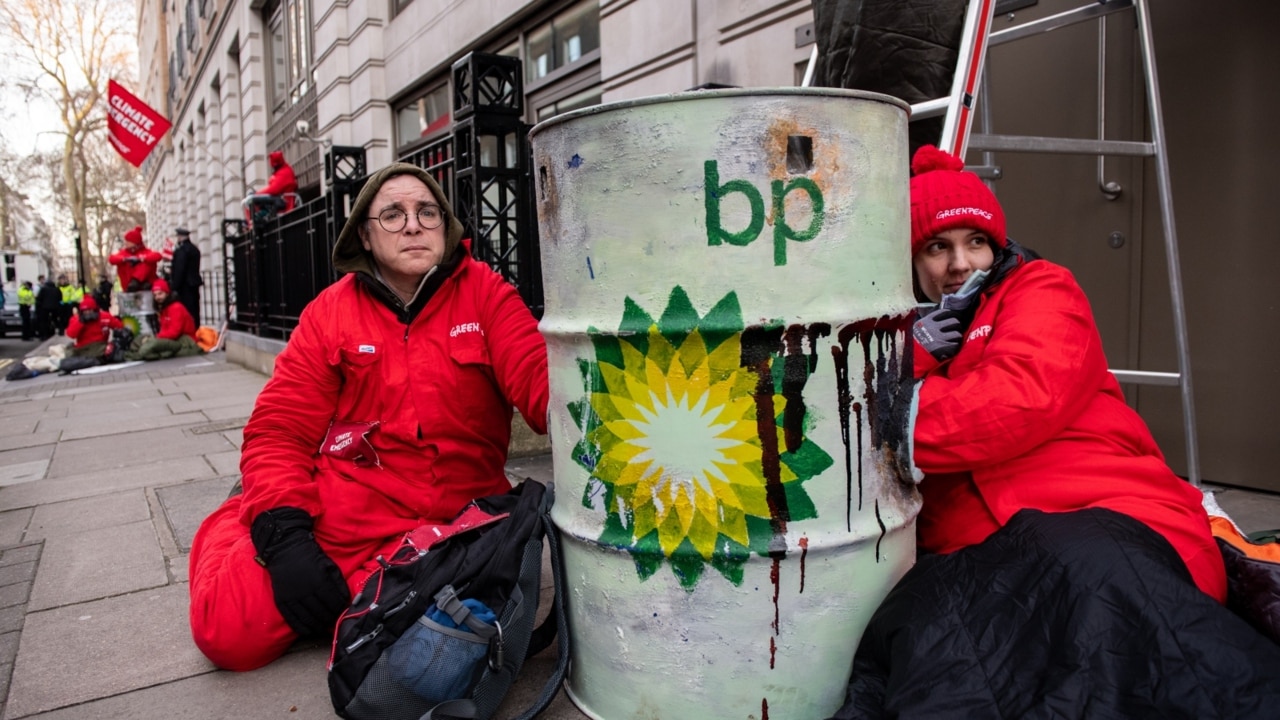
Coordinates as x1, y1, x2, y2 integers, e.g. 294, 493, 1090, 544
17, 280, 35, 341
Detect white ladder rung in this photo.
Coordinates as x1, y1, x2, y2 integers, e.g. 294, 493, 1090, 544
1110, 370, 1181, 387
967, 134, 1155, 157
989, 0, 1134, 48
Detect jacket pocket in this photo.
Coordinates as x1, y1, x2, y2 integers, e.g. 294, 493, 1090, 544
335, 345, 383, 414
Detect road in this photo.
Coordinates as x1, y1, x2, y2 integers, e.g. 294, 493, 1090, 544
0, 335, 41, 375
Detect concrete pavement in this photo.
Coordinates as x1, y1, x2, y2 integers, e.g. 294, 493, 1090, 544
0, 342, 1277, 719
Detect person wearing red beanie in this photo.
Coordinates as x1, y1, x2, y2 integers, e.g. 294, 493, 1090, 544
258, 150, 298, 211
108, 226, 162, 291
65, 295, 123, 359
120, 277, 202, 362
906, 144, 1225, 597
829, 145, 1280, 718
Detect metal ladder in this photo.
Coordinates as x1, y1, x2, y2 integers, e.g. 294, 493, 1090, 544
908, 0, 1201, 485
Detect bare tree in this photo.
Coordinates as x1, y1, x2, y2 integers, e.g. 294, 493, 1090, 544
82, 138, 147, 278
0, 139, 57, 270
0, 0, 137, 283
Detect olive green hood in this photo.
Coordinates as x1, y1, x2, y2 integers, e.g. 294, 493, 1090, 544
331, 162, 465, 277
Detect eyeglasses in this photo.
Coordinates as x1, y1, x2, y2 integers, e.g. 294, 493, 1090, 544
367, 205, 444, 232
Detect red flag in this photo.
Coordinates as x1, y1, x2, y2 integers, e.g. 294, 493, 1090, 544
106, 80, 171, 168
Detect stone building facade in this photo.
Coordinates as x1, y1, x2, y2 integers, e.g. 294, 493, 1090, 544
136, 0, 818, 324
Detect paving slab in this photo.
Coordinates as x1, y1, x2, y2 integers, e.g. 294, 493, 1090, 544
202, 450, 241, 477
166, 392, 260, 415
45, 427, 234, 478
23, 491, 151, 542
150, 369, 263, 394
0, 447, 52, 472
0, 455, 215, 511
16, 647, 331, 720
221, 428, 244, 448
0, 511, 31, 548
4, 584, 206, 719
0, 402, 66, 423
34, 397, 179, 435
156, 477, 239, 553
0, 421, 38, 441
0, 463, 48, 489
200, 405, 253, 422
27, 520, 167, 611
169, 553, 188, 584
0, 434, 61, 455
58, 411, 209, 441
49, 379, 159, 399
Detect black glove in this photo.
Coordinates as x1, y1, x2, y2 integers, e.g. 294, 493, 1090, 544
913, 306, 962, 362
127, 257, 141, 265
250, 507, 351, 638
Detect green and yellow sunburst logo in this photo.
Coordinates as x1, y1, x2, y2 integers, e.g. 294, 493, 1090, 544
570, 287, 831, 591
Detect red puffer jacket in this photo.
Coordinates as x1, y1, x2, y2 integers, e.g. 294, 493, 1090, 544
237, 252, 549, 552
155, 299, 197, 340
913, 260, 1226, 602
65, 297, 123, 347
108, 246, 162, 289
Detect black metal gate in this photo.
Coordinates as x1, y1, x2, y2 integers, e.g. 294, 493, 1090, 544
222, 52, 542, 339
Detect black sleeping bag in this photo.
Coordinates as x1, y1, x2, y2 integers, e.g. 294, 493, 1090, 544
835, 508, 1280, 719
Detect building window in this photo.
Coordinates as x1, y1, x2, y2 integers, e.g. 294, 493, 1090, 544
186, 1, 199, 52
396, 84, 451, 149
525, 0, 600, 84
393, 0, 414, 16
266, 0, 313, 112
535, 86, 602, 122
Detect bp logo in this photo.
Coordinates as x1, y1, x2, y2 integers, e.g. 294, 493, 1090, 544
570, 286, 832, 591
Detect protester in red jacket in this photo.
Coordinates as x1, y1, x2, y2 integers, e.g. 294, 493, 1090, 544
108, 226, 162, 291
258, 150, 298, 211
65, 296, 123, 358
189, 163, 549, 671
150, 279, 197, 341
905, 144, 1225, 602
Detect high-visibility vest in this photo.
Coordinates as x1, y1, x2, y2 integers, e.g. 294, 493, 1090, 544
62, 285, 84, 304
17, 287, 35, 307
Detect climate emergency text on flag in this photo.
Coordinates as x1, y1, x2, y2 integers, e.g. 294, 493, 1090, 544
107, 80, 172, 168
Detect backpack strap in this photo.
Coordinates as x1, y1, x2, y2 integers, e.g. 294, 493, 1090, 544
512, 486, 569, 720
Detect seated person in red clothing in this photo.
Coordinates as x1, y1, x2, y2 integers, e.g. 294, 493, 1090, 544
108, 226, 162, 292
188, 163, 549, 672
124, 279, 203, 361
831, 146, 1280, 719
244, 150, 299, 224
65, 296, 123, 359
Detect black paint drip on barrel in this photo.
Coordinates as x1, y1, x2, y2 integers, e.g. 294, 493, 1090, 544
741, 321, 829, 668
832, 315, 914, 535
741, 322, 830, 539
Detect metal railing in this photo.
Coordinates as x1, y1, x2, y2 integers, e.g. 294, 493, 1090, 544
221, 53, 543, 340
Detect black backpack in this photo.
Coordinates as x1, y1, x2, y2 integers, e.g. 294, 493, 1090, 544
328, 480, 567, 720
103, 327, 133, 365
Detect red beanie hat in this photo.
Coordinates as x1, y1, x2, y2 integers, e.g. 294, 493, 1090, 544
152, 278, 170, 293
124, 226, 144, 246
269, 151, 285, 168
909, 145, 1006, 256
79, 296, 99, 311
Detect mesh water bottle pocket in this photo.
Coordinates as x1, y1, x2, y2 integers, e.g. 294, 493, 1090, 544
385, 614, 490, 704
